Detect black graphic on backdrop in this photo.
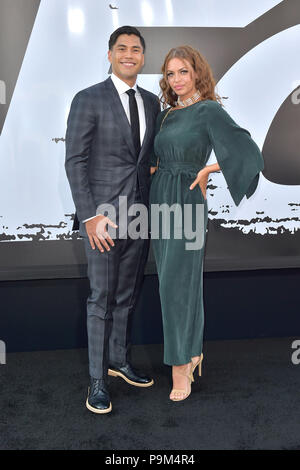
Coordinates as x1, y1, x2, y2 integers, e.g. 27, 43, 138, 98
0, 0, 41, 135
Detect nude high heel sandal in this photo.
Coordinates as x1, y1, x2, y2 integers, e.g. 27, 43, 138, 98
169, 362, 194, 402
192, 353, 204, 378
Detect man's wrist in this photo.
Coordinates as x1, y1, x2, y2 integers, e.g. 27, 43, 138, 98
83, 215, 97, 223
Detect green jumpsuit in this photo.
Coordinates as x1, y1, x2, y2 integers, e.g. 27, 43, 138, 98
149, 99, 264, 365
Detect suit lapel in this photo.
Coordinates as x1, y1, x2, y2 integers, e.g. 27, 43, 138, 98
104, 77, 136, 159
137, 86, 152, 164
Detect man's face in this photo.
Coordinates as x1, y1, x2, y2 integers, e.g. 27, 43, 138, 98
108, 34, 145, 83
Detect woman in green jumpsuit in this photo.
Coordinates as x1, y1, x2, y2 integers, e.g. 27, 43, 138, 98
149, 46, 264, 401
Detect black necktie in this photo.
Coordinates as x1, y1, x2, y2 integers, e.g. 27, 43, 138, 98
126, 89, 141, 158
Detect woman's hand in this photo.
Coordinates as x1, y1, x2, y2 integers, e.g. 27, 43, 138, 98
189, 167, 210, 200
150, 166, 158, 175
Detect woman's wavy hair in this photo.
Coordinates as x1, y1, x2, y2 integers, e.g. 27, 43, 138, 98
159, 45, 222, 108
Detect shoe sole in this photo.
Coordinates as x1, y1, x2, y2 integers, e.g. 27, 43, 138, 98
86, 398, 112, 414
86, 387, 112, 414
108, 369, 154, 387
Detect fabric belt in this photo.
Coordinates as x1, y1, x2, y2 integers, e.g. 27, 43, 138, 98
158, 161, 205, 176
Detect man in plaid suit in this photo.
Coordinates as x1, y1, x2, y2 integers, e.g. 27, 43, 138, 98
65, 26, 160, 413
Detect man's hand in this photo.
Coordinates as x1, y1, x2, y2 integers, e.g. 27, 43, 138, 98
85, 214, 118, 252
150, 166, 157, 175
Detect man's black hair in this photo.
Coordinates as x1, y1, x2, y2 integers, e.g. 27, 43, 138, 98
109, 25, 146, 52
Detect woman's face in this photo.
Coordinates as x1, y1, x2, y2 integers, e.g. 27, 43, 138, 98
166, 57, 198, 102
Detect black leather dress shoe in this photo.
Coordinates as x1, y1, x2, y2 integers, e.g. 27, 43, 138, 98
86, 377, 112, 414
108, 362, 154, 387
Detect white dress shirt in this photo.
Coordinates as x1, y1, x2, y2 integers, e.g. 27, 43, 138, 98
111, 72, 146, 145
83, 73, 147, 223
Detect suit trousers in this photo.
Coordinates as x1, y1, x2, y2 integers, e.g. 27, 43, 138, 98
83, 221, 150, 380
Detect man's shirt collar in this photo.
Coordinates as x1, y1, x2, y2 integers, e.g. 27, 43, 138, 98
111, 73, 138, 95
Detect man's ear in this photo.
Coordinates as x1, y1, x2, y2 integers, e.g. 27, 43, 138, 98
108, 50, 112, 64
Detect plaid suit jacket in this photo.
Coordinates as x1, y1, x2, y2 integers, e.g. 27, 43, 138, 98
65, 77, 160, 231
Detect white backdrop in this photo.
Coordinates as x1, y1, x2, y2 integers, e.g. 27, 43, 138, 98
0, 0, 299, 250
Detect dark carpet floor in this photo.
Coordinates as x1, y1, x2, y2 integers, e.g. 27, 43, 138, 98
0, 337, 300, 450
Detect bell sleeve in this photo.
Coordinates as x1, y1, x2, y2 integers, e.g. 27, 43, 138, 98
205, 100, 264, 206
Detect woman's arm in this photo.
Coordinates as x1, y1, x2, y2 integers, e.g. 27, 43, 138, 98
204, 100, 264, 206
205, 163, 221, 174
189, 163, 221, 199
